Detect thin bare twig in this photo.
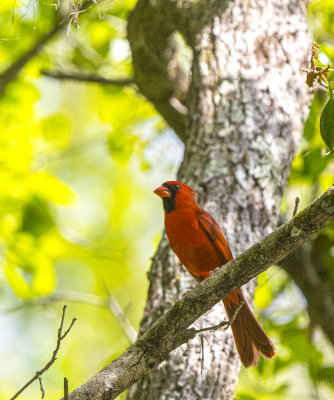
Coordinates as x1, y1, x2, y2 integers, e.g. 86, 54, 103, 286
39, 377, 45, 399
192, 301, 244, 334
41, 70, 134, 86
1, 291, 105, 313
197, 299, 244, 376
200, 336, 204, 374
101, 281, 138, 344
293, 196, 300, 218
64, 377, 69, 400
10, 305, 76, 400
1, 289, 137, 344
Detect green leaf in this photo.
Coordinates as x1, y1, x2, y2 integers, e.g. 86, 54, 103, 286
320, 97, 334, 153
21, 196, 54, 237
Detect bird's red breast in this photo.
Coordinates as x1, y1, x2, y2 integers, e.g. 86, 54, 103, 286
154, 181, 232, 279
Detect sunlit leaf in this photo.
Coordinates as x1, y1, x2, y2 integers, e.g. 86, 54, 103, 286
89, 21, 114, 57
28, 173, 76, 205
108, 131, 138, 162
254, 271, 272, 308
40, 113, 72, 150
3, 263, 32, 299
31, 252, 55, 295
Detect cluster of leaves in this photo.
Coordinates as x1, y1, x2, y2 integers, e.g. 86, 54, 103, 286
302, 42, 334, 153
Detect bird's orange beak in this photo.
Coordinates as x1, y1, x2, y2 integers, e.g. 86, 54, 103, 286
154, 185, 171, 198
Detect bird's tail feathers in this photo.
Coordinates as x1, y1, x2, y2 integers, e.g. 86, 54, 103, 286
223, 289, 275, 368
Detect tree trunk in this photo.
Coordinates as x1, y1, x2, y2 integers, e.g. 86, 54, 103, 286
127, 0, 310, 399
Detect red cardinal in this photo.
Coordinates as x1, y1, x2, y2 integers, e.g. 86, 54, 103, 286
154, 180, 275, 367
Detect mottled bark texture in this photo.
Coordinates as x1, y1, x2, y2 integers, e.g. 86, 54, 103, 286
63, 185, 334, 400
127, 0, 310, 399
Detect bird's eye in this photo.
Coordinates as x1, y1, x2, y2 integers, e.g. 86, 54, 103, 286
174, 184, 180, 190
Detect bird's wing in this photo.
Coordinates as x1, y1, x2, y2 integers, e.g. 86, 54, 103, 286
196, 208, 233, 265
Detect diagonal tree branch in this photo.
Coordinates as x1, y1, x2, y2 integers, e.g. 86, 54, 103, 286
41, 70, 134, 86
61, 185, 334, 400
0, 23, 63, 97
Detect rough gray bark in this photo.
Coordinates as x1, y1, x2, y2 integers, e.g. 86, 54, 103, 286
127, 0, 310, 399
63, 185, 334, 400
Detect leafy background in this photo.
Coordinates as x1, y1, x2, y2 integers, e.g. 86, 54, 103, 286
0, 0, 333, 399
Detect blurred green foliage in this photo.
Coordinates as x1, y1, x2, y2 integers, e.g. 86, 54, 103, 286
0, 1, 333, 400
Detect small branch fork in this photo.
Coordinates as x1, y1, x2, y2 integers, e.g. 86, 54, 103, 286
196, 300, 244, 374
191, 301, 244, 334
10, 305, 76, 400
